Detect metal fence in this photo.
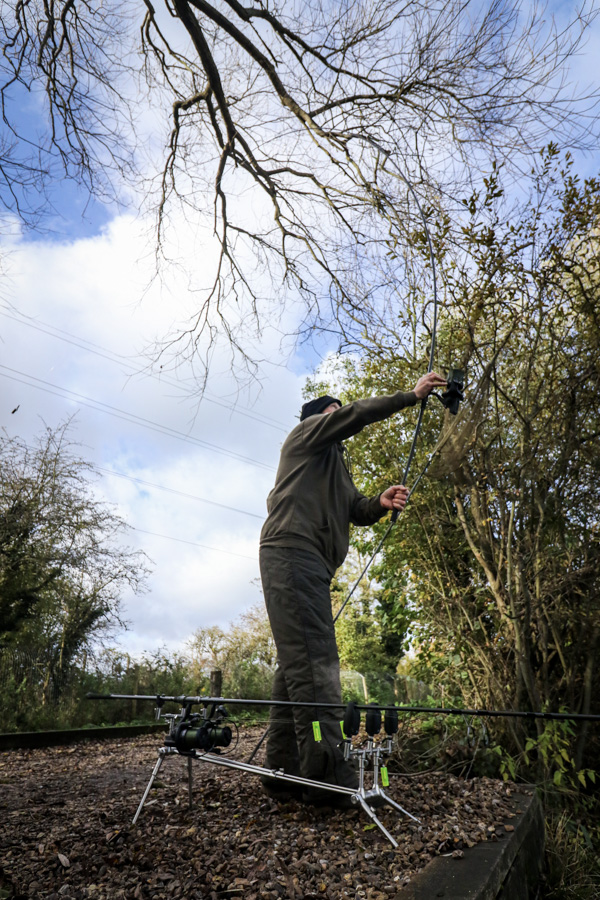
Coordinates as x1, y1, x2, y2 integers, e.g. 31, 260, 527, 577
0, 647, 71, 703
340, 669, 432, 704
0, 648, 435, 733
0, 647, 83, 731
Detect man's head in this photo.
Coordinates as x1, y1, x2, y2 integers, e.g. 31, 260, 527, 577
300, 395, 342, 421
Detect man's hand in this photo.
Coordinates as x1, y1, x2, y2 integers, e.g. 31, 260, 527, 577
413, 371, 448, 399
380, 485, 409, 512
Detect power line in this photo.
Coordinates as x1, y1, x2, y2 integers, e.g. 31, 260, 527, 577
98, 465, 264, 520
5, 435, 263, 560
7, 436, 264, 520
0, 305, 288, 432
131, 527, 257, 561
0, 365, 276, 473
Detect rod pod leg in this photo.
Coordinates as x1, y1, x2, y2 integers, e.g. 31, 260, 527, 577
367, 746, 421, 824
133, 748, 167, 825
362, 786, 421, 824
353, 795, 399, 848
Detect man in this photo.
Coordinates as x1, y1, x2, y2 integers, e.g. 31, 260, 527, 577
259, 371, 447, 806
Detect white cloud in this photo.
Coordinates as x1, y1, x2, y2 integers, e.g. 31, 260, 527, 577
0, 211, 307, 654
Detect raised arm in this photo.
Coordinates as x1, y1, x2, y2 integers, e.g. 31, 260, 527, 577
300, 372, 447, 451
300, 391, 417, 451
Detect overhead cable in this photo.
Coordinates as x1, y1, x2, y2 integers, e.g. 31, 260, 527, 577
0, 305, 287, 432
131, 528, 257, 561
98, 466, 264, 519
0, 365, 276, 472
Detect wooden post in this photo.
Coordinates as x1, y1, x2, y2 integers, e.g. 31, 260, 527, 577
132, 667, 139, 720
210, 669, 223, 697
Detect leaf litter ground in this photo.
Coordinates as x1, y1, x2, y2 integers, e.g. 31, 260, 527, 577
0, 727, 524, 899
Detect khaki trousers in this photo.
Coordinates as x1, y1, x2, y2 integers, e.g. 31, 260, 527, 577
259, 546, 357, 792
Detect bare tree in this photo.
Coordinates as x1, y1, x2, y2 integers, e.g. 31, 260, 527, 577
0, 422, 150, 669
1, 0, 598, 378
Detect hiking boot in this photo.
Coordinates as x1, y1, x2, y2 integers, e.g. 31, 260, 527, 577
260, 774, 304, 802
302, 788, 359, 811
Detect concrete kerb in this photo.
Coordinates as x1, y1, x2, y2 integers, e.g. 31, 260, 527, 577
0, 724, 167, 751
399, 789, 544, 899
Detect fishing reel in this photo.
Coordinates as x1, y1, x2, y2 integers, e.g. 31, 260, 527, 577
432, 368, 464, 416
164, 702, 233, 754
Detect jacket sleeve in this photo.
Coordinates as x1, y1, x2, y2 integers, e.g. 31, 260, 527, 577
300, 391, 418, 452
349, 490, 386, 527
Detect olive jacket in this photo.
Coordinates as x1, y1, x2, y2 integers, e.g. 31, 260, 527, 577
259, 391, 418, 574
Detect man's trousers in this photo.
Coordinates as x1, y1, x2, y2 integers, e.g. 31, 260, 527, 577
259, 545, 357, 793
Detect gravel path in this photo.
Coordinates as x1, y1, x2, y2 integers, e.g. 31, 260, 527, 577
0, 727, 524, 899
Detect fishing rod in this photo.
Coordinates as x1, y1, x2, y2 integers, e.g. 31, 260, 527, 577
87, 693, 600, 723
